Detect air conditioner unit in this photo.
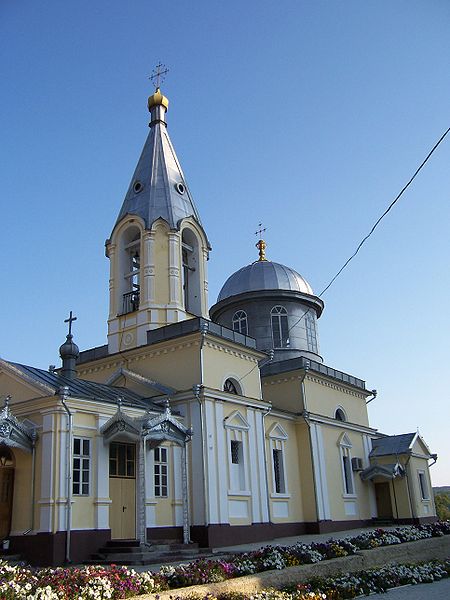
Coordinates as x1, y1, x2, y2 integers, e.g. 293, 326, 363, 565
352, 457, 364, 471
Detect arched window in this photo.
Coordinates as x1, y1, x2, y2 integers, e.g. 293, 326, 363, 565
271, 306, 289, 348
182, 228, 201, 315
119, 226, 141, 314
305, 311, 318, 353
338, 433, 355, 496
232, 310, 248, 335
335, 408, 347, 422
223, 378, 239, 394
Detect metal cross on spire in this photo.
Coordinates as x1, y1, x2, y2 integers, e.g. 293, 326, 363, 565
255, 222, 266, 239
150, 62, 169, 90
64, 311, 77, 336
255, 223, 268, 261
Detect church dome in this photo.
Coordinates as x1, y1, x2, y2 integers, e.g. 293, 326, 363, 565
217, 260, 314, 303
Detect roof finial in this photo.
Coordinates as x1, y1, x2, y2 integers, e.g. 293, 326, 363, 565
255, 223, 267, 261
150, 62, 169, 91
148, 64, 170, 124
64, 310, 77, 337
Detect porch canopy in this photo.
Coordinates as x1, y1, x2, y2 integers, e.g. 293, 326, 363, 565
0, 397, 37, 452
360, 462, 405, 481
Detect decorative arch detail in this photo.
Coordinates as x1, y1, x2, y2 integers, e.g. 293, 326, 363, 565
223, 410, 250, 431
267, 422, 288, 441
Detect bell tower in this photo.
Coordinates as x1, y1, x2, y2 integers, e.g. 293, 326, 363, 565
106, 85, 210, 353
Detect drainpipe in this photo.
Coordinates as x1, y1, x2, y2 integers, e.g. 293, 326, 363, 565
365, 389, 377, 405
59, 386, 73, 564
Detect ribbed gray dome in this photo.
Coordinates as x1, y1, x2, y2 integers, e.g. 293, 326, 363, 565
217, 261, 313, 303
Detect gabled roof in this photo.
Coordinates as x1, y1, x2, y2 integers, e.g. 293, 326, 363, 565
8, 362, 160, 409
370, 433, 416, 457
113, 90, 204, 234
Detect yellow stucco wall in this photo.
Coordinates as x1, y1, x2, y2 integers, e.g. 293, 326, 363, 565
262, 376, 304, 412
202, 342, 262, 400
265, 415, 305, 523
305, 376, 369, 426
320, 425, 372, 521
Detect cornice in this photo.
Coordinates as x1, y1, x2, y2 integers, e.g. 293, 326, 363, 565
262, 372, 366, 399
77, 337, 201, 376
204, 340, 261, 363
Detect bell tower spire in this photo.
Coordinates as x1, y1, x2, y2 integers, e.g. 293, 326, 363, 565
106, 75, 211, 354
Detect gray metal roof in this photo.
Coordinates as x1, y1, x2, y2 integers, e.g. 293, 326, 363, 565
114, 102, 203, 233
10, 362, 161, 410
370, 433, 416, 457
217, 260, 314, 303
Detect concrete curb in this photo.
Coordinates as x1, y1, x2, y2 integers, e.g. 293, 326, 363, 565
134, 536, 450, 600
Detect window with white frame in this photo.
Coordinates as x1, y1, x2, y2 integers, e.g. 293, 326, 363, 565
305, 311, 318, 353
154, 446, 168, 497
418, 470, 429, 500
73, 437, 90, 496
271, 306, 289, 348
232, 310, 248, 336
267, 423, 289, 496
224, 411, 249, 493
338, 433, 355, 496
229, 439, 245, 491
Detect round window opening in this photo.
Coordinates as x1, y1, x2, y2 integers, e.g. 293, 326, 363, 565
133, 181, 143, 194
175, 182, 185, 195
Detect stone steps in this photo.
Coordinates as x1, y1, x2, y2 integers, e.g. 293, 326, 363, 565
86, 539, 212, 566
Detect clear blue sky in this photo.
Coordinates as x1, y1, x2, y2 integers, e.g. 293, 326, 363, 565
1, 1, 449, 485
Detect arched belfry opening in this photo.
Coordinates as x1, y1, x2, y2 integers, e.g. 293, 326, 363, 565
118, 225, 141, 315
181, 227, 202, 316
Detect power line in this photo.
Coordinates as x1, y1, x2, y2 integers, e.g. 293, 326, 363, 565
320, 126, 450, 296
236, 126, 450, 385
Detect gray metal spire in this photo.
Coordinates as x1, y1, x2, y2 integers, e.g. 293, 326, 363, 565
114, 88, 202, 232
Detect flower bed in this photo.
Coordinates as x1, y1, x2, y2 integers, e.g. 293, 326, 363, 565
0, 522, 449, 599
172, 559, 450, 600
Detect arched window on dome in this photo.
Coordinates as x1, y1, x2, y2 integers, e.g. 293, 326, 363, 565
305, 311, 318, 353
232, 310, 248, 336
271, 306, 289, 348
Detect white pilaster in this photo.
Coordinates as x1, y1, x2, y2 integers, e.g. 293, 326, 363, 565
204, 399, 219, 523
310, 423, 331, 520
247, 409, 261, 522
94, 417, 111, 529
168, 232, 181, 306
38, 413, 55, 533
189, 402, 205, 525
107, 243, 117, 319
214, 401, 228, 523
141, 231, 155, 307
256, 412, 270, 522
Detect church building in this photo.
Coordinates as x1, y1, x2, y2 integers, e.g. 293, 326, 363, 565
0, 85, 438, 566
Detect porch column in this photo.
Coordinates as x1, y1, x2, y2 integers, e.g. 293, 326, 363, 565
181, 442, 190, 544
138, 436, 146, 544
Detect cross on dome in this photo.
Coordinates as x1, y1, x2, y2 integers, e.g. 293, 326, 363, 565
64, 311, 77, 336
150, 62, 169, 90
255, 223, 268, 261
